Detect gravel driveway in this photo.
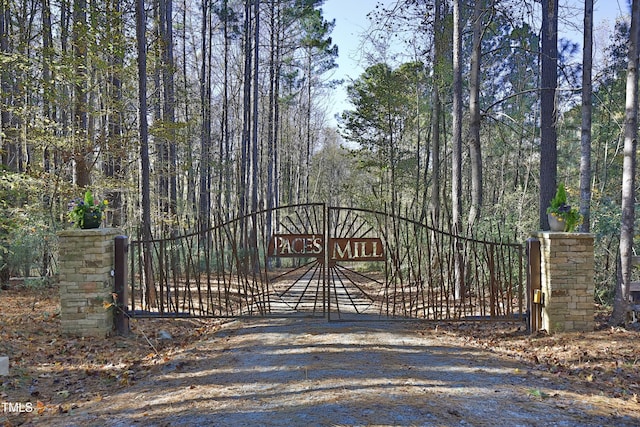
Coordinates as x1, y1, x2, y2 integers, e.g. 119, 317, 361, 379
37, 318, 640, 426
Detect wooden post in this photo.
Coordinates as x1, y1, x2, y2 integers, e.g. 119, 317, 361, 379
114, 235, 130, 335
526, 238, 542, 333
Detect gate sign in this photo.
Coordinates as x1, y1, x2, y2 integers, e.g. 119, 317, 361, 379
268, 234, 385, 262
268, 234, 323, 258
329, 238, 385, 261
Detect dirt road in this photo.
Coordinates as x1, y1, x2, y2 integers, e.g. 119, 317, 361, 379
34, 318, 639, 426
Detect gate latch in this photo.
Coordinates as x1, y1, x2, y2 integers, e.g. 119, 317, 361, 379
533, 290, 545, 306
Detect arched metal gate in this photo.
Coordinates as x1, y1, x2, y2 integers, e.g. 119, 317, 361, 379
120, 204, 525, 322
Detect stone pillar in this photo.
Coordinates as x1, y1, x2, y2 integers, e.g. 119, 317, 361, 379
57, 228, 122, 337
534, 232, 595, 333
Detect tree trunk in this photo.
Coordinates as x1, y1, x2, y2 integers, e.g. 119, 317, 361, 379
59, 0, 71, 170
182, 0, 196, 221
427, 0, 444, 227
153, 0, 166, 225
104, 0, 125, 227
273, 2, 282, 231
579, 0, 593, 233
251, 0, 260, 215
610, 0, 640, 326
305, 52, 312, 203
239, 0, 252, 222
73, 0, 90, 187
159, 0, 177, 224
136, 0, 157, 307
414, 62, 424, 213
266, 0, 277, 241
0, 0, 19, 171
223, 0, 232, 221
41, 0, 54, 173
216, 0, 226, 220
429, 88, 441, 226
452, 0, 463, 299
451, 0, 462, 231
199, 0, 211, 226
539, 0, 558, 230
468, 0, 484, 229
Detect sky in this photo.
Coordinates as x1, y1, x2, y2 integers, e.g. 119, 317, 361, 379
321, 0, 391, 125
321, 0, 630, 126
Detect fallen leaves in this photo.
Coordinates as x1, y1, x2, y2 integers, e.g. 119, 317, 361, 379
424, 315, 640, 404
1, 286, 221, 425
2, 287, 639, 425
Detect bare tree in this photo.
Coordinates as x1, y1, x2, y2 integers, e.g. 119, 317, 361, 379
610, 0, 640, 326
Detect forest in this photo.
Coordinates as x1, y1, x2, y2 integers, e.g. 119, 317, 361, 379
0, 0, 637, 316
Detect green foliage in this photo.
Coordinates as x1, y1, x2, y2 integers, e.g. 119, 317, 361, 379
67, 190, 108, 229
7, 225, 56, 278
339, 61, 429, 208
547, 183, 568, 210
0, 170, 58, 281
300, 7, 338, 73
546, 184, 582, 232
341, 62, 427, 150
589, 198, 640, 307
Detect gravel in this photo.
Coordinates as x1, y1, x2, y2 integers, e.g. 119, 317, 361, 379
36, 318, 640, 427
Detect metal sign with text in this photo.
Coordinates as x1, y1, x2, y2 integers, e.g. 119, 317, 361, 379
268, 234, 385, 262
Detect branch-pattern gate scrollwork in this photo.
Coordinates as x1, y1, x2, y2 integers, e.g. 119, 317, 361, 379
123, 204, 525, 323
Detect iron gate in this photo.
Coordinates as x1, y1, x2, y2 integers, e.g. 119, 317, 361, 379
121, 204, 525, 322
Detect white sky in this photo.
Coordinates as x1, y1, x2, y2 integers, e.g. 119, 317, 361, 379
321, 0, 630, 126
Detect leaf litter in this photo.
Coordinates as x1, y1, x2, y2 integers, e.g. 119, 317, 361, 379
1, 286, 639, 426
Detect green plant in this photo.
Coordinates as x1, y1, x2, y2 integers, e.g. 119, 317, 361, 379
546, 184, 582, 231
0, 170, 59, 280
68, 190, 108, 228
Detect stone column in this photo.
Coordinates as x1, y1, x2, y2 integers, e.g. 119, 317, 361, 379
534, 232, 595, 333
57, 228, 122, 337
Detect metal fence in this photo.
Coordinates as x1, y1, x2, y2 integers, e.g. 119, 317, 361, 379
118, 204, 525, 323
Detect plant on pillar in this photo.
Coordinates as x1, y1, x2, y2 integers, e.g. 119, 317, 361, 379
68, 190, 108, 229
546, 184, 582, 232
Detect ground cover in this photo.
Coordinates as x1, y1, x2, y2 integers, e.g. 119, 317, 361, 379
1, 285, 639, 426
